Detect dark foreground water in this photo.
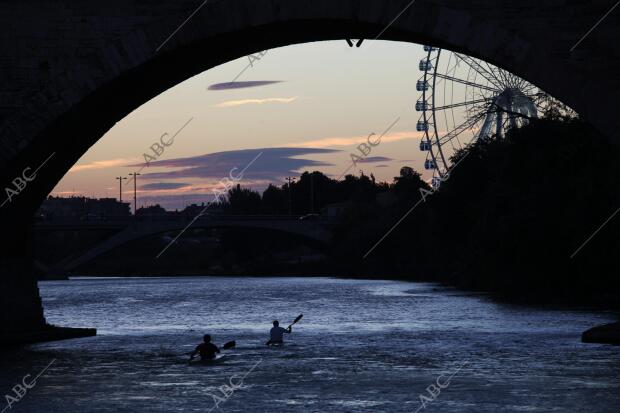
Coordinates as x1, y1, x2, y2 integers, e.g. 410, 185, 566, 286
1, 277, 619, 412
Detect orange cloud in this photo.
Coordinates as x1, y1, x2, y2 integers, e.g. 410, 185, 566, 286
51, 190, 83, 195
215, 97, 298, 108
284, 130, 423, 148
136, 180, 274, 196
69, 157, 140, 172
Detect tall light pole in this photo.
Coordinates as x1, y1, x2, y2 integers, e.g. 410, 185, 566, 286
129, 172, 140, 215
310, 172, 315, 214
115, 176, 127, 202
286, 176, 296, 216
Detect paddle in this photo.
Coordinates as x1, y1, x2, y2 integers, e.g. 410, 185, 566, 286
287, 314, 303, 330
266, 314, 303, 345
222, 340, 236, 350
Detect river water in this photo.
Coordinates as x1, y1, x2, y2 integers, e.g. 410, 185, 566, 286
1, 277, 619, 412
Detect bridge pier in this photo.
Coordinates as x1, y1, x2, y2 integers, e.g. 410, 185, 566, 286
0, 218, 96, 347
0, 219, 46, 340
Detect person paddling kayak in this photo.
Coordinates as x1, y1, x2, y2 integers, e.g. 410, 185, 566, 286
266, 320, 291, 346
190, 334, 220, 361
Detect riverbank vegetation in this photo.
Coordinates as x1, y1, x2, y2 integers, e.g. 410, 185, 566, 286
357, 117, 620, 308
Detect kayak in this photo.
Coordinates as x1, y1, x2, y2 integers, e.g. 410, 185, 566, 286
189, 355, 226, 366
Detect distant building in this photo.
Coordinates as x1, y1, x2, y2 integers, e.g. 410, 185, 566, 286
37, 196, 131, 219
88, 198, 131, 217
136, 204, 168, 216
180, 203, 223, 217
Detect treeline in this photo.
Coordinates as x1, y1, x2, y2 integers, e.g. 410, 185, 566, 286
345, 118, 620, 307
218, 117, 620, 308
217, 168, 428, 215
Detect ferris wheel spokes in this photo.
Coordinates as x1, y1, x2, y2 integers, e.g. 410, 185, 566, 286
417, 45, 544, 185
453, 53, 504, 89
433, 73, 501, 93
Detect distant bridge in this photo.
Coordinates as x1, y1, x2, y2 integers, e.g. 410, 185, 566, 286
35, 215, 336, 273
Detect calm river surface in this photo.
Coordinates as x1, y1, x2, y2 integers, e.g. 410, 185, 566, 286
1, 276, 619, 412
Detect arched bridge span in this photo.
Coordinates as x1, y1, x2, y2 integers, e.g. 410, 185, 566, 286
1, 0, 619, 340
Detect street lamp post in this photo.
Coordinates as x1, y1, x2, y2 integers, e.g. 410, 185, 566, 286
286, 176, 296, 216
129, 172, 140, 216
115, 176, 127, 202
310, 172, 314, 214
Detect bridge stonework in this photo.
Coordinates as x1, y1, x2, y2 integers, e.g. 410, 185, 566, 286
0, 0, 618, 341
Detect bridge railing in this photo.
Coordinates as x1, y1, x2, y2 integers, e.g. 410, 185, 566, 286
33, 214, 335, 225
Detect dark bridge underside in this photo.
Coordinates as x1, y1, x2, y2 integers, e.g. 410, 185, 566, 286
0, 0, 619, 340
37, 217, 334, 274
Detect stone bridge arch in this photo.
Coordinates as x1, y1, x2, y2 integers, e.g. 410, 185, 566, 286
1, 0, 619, 222
1, 0, 618, 341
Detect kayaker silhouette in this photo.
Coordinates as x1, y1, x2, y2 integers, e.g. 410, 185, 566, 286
266, 315, 303, 346
266, 320, 291, 346
190, 334, 220, 361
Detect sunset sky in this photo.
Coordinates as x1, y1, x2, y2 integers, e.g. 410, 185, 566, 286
51, 40, 458, 210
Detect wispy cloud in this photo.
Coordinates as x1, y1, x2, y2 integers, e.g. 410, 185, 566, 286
140, 182, 192, 191
69, 157, 140, 172
215, 97, 297, 108
140, 180, 274, 193
208, 80, 283, 90
285, 130, 421, 149
132, 147, 338, 183
356, 156, 393, 164
52, 190, 84, 196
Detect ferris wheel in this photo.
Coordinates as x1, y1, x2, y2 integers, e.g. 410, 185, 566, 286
416, 45, 543, 188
